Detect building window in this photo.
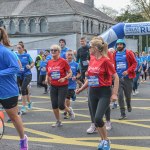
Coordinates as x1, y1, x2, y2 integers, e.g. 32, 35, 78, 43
86, 20, 89, 33
29, 19, 36, 33
98, 24, 101, 34
40, 18, 47, 33
102, 24, 105, 33
9, 20, 15, 34
19, 20, 26, 33
91, 21, 93, 33
82, 20, 84, 33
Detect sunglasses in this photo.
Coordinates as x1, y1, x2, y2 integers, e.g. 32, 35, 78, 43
50, 49, 58, 52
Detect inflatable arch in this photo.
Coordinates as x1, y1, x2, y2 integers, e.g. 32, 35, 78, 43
100, 22, 150, 48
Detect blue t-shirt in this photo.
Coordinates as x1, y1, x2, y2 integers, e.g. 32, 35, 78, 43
46, 55, 52, 63
40, 60, 47, 75
0, 44, 19, 99
60, 47, 69, 59
68, 61, 79, 90
17, 53, 33, 77
136, 56, 141, 71
116, 50, 128, 78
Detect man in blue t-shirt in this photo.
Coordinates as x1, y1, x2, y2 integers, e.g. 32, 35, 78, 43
64, 50, 81, 120
59, 39, 69, 59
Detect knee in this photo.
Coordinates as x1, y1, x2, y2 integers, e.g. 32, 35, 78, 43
58, 104, 65, 110
94, 117, 104, 128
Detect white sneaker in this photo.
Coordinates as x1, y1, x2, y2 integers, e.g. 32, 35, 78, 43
69, 107, 75, 120
135, 90, 139, 94
105, 121, 112, 131
86, 123, 96, 134
132, 91, 136, 96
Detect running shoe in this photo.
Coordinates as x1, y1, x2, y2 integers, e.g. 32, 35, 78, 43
87, 123, 97, 134
51, 121, 63, 127
119, 114, 127, 120
27, 102, 32, 110
135, 90, 139, 94
69, 107, 75, 120
20, 135, 28, 150
21, 106, 27, 114
105, 121, 112, 131
64, 112, 69, 119
112, 103, 117, 109
97, 140, 104, 150
103, 140, 111, 150
132, 91, 136, 96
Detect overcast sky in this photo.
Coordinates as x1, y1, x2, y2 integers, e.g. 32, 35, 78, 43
75, 0, 131, 12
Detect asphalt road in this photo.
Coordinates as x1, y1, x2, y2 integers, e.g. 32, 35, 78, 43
1, 81, 150, 150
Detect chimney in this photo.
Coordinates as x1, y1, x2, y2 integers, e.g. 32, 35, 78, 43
84, 0, 94, 7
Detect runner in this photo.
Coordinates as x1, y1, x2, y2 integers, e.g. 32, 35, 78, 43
45, 49, 52, 62
35, 50, 44, 87
133, 52, 142, 96
17, 43, 34, 114
0, 27, 28, 150
76, 37, 90, 83
59, 39, 69, 59
45, 44, 75, 127
64, 50, 81, 119
39, 54, 48, 94
114, 39, 137, 120
76, 37, 119, 150
87, 40, 115, 134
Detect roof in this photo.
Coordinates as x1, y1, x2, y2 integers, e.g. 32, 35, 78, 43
0, 0, 116, 24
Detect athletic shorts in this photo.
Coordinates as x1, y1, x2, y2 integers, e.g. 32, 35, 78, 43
0, 96, 18, 110
66, 89, 75, 99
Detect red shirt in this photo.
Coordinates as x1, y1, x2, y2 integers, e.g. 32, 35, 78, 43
88, 57, 116, 87
46, 58, 70, 86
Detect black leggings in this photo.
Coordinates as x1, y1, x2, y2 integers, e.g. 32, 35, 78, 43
50, 85, 68, 110
39, 75, 47, 91
89, 87, 111, 128
17, 74, 32, 96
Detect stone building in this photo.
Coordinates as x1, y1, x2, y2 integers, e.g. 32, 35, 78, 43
0, 0, 116, 50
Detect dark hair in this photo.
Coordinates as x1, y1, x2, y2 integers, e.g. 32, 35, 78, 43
59, 39, 66, 45
80, 37, 86, 40
45, 49, 50, 53
0, 27, 11, 47
17, 43, 24, 49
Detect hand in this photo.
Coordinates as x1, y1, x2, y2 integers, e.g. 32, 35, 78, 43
72, 76, 76, 81
26, 65, 31, 69
145, 69, 148, 72
75, 88, 82, 94
58, 78, 66, 83
45, 80, 48, 85
111, 94, 118, 102
122, 71, 128, 76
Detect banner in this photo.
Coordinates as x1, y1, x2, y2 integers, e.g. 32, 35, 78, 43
124, 22, 150, 35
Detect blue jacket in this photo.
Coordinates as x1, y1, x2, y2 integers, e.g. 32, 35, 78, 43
0, 44, 20, 99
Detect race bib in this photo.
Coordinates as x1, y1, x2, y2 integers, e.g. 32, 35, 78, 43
82, 60, 88, 66
51, 71, 60, 80
41, 67, 46, 72
117, 62, 127, 69
88, 76, 99, 87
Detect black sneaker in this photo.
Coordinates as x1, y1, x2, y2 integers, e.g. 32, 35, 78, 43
119, 115, 127, 120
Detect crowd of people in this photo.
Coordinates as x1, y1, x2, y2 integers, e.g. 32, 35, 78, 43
0, 27, 149, 150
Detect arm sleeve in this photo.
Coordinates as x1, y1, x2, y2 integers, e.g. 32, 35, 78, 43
127, 51, 137, 73
0, 50, 20, 76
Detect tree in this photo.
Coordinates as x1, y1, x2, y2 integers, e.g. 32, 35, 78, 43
130, 0, 150, 20
98, 5, 118, 19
